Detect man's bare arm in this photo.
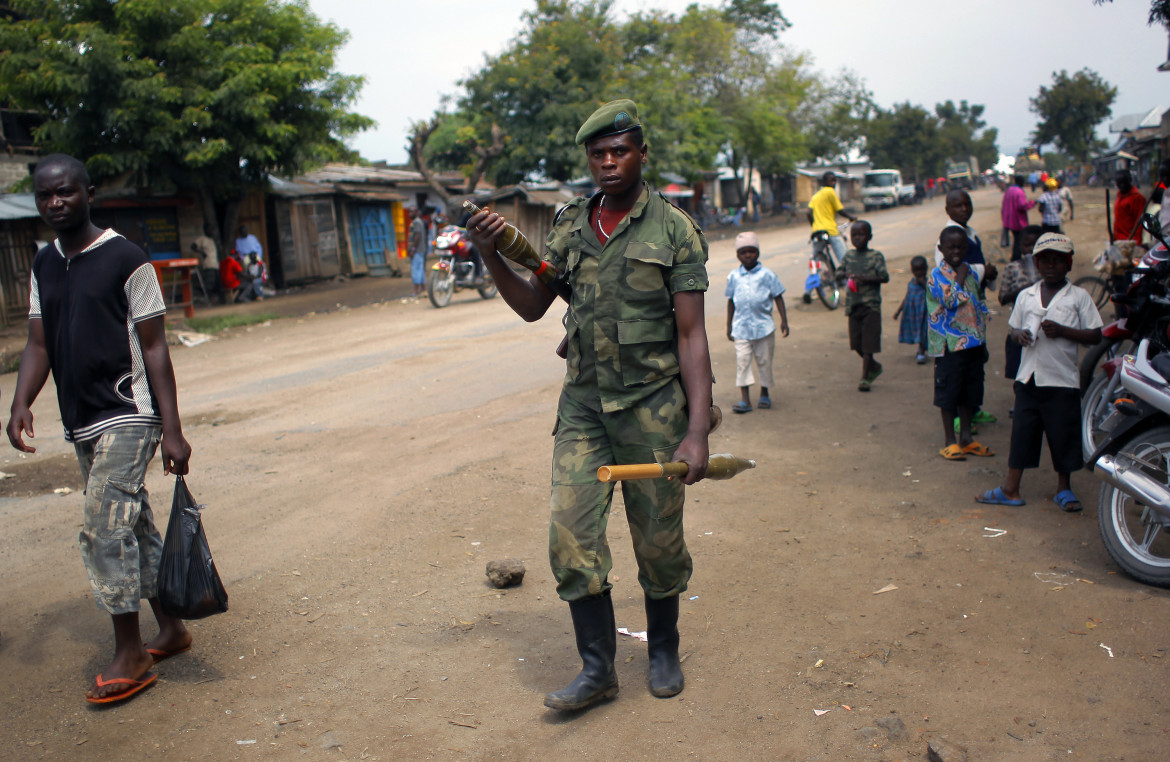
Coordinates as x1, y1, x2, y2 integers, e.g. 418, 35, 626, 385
6, 319, 50, 453
466, 209, 558, 321
672, 290, 712, 485
136, 316, 191, 475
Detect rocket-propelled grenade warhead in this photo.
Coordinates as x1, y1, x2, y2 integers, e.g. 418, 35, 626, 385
462, 200, 569, 300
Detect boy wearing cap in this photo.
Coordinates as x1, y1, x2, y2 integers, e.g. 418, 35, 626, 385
976, 233, 1102, 511
726, 231, 789, 413
467, 99, 711, 712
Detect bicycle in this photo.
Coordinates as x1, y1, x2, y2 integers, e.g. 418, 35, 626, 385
804, 222, 850, 310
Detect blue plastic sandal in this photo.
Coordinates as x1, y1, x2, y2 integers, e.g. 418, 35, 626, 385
732, 401, 752, 414
975, 486, 1025, 507
1054, 490, 1083, 512
757, 396, 771, 409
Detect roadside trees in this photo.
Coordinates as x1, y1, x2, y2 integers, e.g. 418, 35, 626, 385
0, 0, 371, 248
1029, 68, 1117, 164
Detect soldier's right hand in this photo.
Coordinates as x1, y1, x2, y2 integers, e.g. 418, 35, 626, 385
466, 208, 507, 257
6, 408, 36, 453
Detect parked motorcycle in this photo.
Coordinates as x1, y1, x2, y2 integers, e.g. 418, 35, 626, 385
427, 225, 497, 308
1088, 338, 1170, 587
1079, 215, 1170, 393
1081, 216, 1170, 457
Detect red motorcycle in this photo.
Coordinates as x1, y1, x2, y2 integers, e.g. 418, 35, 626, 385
427, 225, 497, 308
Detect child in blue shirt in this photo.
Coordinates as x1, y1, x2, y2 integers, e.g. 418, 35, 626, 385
726, 231, 788, 413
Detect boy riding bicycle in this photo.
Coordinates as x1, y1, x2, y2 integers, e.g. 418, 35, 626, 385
803, 171, 856, 302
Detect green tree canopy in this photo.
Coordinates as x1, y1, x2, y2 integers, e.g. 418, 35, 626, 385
0, 0, 371, 242
1093, 0, 1170, 27
422, 0, 807, 195
934, 100, 999, 173
1029, 68, 1117, 163
799, 69, 875, 162
864, 99, 998, 180
865, 102, 941, 181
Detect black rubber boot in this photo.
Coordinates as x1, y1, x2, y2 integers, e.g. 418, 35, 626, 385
645, 594, 684, 698
543, 592, 619, 711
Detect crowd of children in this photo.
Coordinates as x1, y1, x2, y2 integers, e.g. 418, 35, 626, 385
728, 186, 1103, 514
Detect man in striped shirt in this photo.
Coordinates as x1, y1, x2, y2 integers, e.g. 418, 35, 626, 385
7, 154, 193, 705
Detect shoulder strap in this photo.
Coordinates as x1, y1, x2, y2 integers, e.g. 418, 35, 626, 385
553, 201, 582, 227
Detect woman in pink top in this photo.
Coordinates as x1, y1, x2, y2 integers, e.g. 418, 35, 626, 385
1001, 174, 1035, 260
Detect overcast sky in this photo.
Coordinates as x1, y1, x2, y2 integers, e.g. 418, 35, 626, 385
305, 0, 1169, 165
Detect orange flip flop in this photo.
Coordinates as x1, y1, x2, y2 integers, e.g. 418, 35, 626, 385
146, 644, 191, 663
86, 671, 157, 705
939, 444, 967, 460
962, 441, 995, 457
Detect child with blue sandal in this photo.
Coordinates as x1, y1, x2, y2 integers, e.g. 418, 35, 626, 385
726, 231, 788, 413
975, 233, 1102, 511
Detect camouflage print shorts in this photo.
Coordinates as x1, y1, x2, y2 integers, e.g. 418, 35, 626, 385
74, 425, 162, 615
549, 379, 693, 602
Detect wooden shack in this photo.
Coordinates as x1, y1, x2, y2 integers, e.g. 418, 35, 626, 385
473, 184, 577, 250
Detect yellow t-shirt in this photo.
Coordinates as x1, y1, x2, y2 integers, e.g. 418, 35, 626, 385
809, 186, 844, 235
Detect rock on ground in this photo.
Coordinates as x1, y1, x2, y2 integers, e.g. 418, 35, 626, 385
927, 736, 968, 762
486, 558, 526, 588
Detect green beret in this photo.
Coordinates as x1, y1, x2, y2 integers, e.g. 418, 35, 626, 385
575, 99, 641, 146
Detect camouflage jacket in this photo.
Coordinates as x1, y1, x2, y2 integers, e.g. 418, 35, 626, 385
545, 183, 709, 413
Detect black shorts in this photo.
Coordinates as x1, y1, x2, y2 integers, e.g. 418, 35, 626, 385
1004, 334, 1022, 380
849, 305, 881, 354
1008, 380, 1083, 473
933, 346, 985, 410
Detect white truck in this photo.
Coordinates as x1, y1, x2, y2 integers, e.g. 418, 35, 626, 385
862, 169, 916, 210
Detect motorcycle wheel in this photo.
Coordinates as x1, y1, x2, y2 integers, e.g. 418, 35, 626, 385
814, 252, 841, 311
477, 274, 498, 300
1098, 425, 1170, 587
1081, 371, 1117, 460
1073, 275, 1110, 310
1080, 337, 1130, 394
427, 269, 455, 308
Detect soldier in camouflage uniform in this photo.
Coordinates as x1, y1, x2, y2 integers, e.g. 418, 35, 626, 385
467, 100, 713, 712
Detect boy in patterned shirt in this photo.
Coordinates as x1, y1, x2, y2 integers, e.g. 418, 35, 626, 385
839, 220, 889, 391
928, 227, 991, 460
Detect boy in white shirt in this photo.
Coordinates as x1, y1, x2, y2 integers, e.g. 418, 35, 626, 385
726, 231, 789, 412
976, 233, 1102, 511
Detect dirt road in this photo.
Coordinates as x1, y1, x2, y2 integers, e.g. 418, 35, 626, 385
1, 186, 1167, 760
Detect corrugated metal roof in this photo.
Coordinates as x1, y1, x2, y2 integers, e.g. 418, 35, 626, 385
0, 193, 38, 221
481, 184, 575, 207
1110, 107, 1167, 133
267, 175, 334, 198
299, 163, 423, 184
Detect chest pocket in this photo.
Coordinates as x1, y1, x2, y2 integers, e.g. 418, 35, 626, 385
1045, 302, 1078, 330
622, 242, 672, 311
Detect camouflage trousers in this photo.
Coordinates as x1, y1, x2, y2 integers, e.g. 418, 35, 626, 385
74, 425, 163, 615
549, 379, 693, 602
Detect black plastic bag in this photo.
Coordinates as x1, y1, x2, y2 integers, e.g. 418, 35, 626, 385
157, 476, 228, 620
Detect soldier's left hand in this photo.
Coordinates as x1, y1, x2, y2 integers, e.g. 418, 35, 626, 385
466, 209, 507, 256
672, 434, 709, 485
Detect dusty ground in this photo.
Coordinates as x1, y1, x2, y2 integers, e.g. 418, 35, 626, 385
1, 186, 1167, 761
